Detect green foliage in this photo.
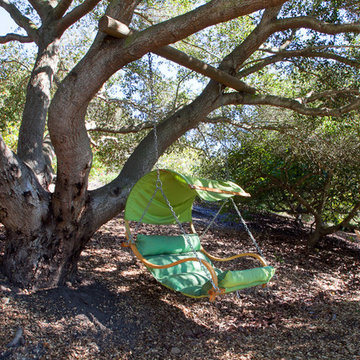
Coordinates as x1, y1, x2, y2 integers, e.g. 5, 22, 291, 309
0, 43, 33, 150
2, 0, 360, 192
225, 116, 360, 228
157, 144, 203, 174
86, 52, 192, 171
89, 154, 117, 183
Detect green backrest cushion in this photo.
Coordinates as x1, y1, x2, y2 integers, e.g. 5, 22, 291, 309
136, 234, 201, 257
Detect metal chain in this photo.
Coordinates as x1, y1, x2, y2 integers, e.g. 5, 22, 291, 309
157, 182, 219, 291
127, 53, 159, 244
147, 53, 160, 162
128, 53, 219, 292
127, 182, 161, 244
200, 199, 228, 239
230, 197, 267, 261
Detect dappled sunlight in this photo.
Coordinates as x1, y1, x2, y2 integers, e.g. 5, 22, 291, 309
1, 211, 359, 359
313, 273, 347, 293
93, 265, 118, 273
114, 285, 133, 293
118, 269, 142, 278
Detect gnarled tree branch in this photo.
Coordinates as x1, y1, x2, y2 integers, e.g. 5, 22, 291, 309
264, 47, 360, 68
203, 116, 295, 132
221, 92, 360, 117
54, 0, 73, 19
87, 123, 153, 135
27, 0, 53, 19
57, 0, 101, 36
326, 200, 360, 234
300, 89, 360, 104
273, 15, 360, 35
0, 0, 38, 41
238, 16, 360, 78
218, 5, 283, 75
0, 33, 33, 44
99, 16, 256, 94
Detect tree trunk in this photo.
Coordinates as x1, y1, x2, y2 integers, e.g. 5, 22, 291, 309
17, 40, 59, 188
1, 134, 96, 290
308, 226, 324, 248
0, 179, 97, 290
307, 216, 327, 248
2, 217, 97, 289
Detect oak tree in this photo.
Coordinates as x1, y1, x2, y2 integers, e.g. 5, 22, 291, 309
1, 0, 360, 289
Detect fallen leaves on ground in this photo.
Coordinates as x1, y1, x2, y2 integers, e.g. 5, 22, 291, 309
0, 211, 359, 360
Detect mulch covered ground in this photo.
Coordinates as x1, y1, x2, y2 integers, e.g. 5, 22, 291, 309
0, 210, 359, 360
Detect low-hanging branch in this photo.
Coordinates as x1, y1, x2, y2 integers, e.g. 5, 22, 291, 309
262, 47, 360, 69
98, 15, 256, 95
0, 0, 38, 41
220, 92, 360, 117
0, 33, 33, 44
57, 0, 102, 36
300, 89, 360, 104
203, 115, 295, 132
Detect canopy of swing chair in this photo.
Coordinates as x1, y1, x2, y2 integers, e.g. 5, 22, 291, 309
124, 169, 250, 225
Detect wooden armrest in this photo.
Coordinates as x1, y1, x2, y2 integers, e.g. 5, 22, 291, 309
201, 247, 268, 267
128, 243, 219, 288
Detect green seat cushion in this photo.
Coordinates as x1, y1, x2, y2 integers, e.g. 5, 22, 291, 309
162, 272, 210, 295
136, 234, 201, 256
144, 252, 275, 298
145, 252, 220, 279
136, 234, 275, 298
144, 252, 220, 297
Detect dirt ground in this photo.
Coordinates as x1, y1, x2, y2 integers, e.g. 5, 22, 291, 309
0, 210, 359, 360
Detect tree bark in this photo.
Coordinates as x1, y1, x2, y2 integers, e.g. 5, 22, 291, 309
0, 135, 96, 289
307, 219, 327, 248
17, 40, 60, 188
2, 225, 92, 289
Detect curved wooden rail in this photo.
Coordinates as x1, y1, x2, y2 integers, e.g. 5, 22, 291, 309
122, 237, 222, 301
127, 242, 218, 287
200, 247, 268, 267
123, 221, 266, 300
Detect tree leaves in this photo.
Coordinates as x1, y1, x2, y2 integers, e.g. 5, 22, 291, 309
221, 114, 360, 243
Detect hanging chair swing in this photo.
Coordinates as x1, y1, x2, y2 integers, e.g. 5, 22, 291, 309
122, 169, 275, 302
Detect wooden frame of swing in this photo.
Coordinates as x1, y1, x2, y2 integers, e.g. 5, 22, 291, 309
123, 220, 268, 301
